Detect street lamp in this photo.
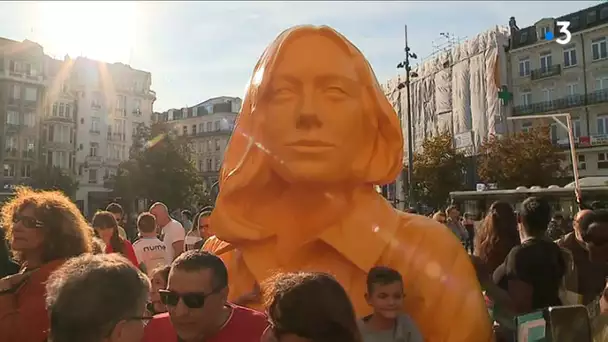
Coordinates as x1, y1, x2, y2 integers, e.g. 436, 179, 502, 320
396, 25, 418, 209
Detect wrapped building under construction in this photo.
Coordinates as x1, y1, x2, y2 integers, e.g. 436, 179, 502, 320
384, 26, 511, 157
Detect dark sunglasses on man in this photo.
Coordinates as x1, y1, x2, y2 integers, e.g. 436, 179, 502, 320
12, 214, 43, 229
158, 287, 222, 309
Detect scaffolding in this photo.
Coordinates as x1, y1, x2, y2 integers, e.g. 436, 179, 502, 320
420, 32, 468, 64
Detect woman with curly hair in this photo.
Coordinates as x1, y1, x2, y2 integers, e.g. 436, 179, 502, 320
91, 211, 138, 267
261, 272, 363, 342
0, 187, 93, 342
474, 201, 520, 275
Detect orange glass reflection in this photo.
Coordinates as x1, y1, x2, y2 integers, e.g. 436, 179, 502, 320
204, 25, 492, 342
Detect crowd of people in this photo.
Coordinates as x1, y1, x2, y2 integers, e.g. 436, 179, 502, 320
0, 187, 427, 342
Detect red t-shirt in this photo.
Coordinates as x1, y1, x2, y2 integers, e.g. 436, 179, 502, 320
142, 304, 268, 342
106, 239, 139, 267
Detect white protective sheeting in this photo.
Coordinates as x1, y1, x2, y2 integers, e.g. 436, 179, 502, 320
383, 26, 511, 157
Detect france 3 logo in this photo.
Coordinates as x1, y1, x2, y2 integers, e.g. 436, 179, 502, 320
545, 21, 572, 45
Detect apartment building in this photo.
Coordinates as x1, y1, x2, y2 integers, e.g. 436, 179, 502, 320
0, 38, 45, 197
70, 57, 156, 216
153, 96, 241, 193
509, 2, 608, 177
40, 56, 78, 179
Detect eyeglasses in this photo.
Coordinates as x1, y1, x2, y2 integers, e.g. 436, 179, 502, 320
12, 214, 43, 229
158, 288, 221, 309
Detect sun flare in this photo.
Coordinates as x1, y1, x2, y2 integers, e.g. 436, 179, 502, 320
34, 2, 138, 63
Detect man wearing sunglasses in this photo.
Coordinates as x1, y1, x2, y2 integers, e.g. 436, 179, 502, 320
557, 209, 608, 306
142, 251, 268, 342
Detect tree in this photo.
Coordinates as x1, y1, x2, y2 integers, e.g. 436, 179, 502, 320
477, 127, 565, 189
30, 165, 79, 198
408, 131, 468, 209
112, 122, 207, 210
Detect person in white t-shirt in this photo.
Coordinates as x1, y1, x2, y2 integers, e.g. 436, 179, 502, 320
150, 202, 185, 261
132, 212, 170, 276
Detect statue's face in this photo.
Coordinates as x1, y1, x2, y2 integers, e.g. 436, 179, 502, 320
259, 34, 368, 183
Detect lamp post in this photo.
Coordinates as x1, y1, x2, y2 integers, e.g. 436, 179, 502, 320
397, 25, 418, 209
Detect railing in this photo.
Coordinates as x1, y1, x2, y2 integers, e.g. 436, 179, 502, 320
107, 132, 126, 142
587, 88, 608, 105
513, 94, 585, 116
530, 64, 561, 81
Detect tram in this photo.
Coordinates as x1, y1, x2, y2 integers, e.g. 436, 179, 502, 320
449, 177, 608, 217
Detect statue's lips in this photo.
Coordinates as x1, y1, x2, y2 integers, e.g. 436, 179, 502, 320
285, 140, 335, 152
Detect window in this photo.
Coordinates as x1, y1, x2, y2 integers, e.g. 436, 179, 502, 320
215, 157, 221, 171
599, 152, 608, 169
206, 158, 212, 171
182, 126, 188, 135
573, 119, 581, 137
519, 32, 528, 44
3, 164, 15, 177
91, 117, 100, 132
53, 125, 70, 143
550, 124, 558, 142
20, 164, 31, 178
519, 58, 531, 77
199, 123, 204, 133
89, 169, 98, 184
578, 154, 586, 170
592, 37, 608, 61
540, 52, 553, 72
11, 85, 20, 99
215, 139, 220, 151
520, 92, 532, 106
5, 136, 16, 156
193, 107, 198, 117
588, 11, 597, 24
192, 124, 197, 135
25, 87, 37, 102
6, 111, 19, 125
52, 103, 58, 117
207, 140, 212, 151
598, 116, 608, 135
133, 99, 141, 112
116, 95, 126, 109
602, 7, 608, 20
563, 47, 577, 67
596, 76, 608, 91
214, 121, 220, 131
206, 122, 212, 132
65, 104, 71, 118
59, 103, 65, 117
540, 26, 550, 40
52, 151, 68, 169
522, 122, 533, 133
567, 83, 578, 96
23, 113, 35, 127
542, 88, 554, 102
90, 142, 98, 157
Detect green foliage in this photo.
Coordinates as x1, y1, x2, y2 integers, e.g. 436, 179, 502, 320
477, 127, 565, 189
407, 131, 468, 209
30, 165, 79, 198
112, 122, 208, 210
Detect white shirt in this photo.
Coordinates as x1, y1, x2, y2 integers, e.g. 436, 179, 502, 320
161, 219, 185, 260
184, 230, 203, 251
132, 236, 170, 276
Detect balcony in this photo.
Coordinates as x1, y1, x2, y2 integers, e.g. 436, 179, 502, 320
0, 70, 45, 85
555, 134, 608, 149
587, 89, 608, 106
193, 128, 233, 137
4, 123, 23, 133
115, 108, 126, 117
513, 94, 584, 116
530, 64, 561, 81
107, 132, 126, 142
85, 155, 102, 166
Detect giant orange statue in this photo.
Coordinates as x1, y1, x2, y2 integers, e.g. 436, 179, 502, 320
203, 25, 492, 341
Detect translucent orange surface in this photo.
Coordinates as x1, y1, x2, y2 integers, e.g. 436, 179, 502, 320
204, 25, 493, 342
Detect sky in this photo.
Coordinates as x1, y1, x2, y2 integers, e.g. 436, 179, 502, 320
0, 1, 601, 112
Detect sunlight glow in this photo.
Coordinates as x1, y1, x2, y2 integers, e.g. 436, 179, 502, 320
35, 2, 138, 63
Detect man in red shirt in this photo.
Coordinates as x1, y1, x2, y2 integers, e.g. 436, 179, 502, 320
142, 251, 268, 342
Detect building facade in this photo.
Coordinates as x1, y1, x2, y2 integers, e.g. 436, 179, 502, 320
153, 96, 241, 193
69, 58, 156, 216
509, 2, 608, 177
0, 38, 46, 197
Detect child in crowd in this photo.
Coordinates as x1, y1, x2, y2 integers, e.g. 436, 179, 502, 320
132, 212, 170, 276
359, 266, 424, 342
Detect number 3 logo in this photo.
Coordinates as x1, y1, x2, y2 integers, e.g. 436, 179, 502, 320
556, 21, 572, 45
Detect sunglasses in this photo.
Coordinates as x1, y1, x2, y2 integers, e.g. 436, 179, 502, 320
158, 288, 221, 309
12, 214, 43, 229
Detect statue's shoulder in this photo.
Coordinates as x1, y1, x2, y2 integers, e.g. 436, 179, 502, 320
392, 212, 469, 257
